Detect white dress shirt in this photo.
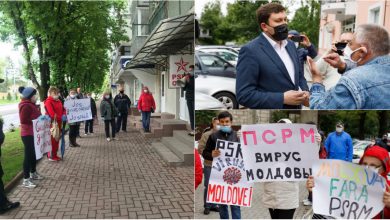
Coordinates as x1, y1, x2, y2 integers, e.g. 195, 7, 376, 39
262, 32, 296, 85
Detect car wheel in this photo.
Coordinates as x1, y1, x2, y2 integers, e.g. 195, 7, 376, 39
213, 92, 238, 109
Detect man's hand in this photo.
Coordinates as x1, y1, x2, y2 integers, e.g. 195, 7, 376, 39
283, 90, 306, 106
307, 57, 323, 84
303, 91, 310, 107
323, 52, 346, 71
306, 176, 315, 192
301, 35, 311, 48
212, 149, 221, 158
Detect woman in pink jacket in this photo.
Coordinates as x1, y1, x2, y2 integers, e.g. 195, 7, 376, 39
137, 87, 156, 133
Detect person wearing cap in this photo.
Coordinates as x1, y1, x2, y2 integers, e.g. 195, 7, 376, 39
0, 79, 20, 213
288, 30, 317, 73
18, 86, 44, 188
306, 145, 390, 218
324, 122, 353, 162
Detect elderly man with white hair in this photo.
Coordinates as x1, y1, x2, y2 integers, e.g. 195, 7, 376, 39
307, 24, 390, 109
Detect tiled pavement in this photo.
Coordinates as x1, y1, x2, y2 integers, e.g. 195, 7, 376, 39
195, 180, 312, 219
1, 121, 194, 219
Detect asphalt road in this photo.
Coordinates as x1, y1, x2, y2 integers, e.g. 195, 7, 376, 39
0, 103, 20, 132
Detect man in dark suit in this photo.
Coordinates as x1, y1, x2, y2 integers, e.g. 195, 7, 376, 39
236, 3, 309, 109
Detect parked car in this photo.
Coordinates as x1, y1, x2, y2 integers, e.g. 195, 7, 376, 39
196, 45, 239, 54
196, 48, 239, 66
352, 140, 372, 164
195, 91, 226, 110
195, 51, 238, 109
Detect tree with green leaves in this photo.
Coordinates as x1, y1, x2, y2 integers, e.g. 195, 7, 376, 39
0, 1, 128, 100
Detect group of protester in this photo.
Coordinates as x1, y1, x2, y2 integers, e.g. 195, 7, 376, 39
195, 111, 390, 219
236, 2, 390, 109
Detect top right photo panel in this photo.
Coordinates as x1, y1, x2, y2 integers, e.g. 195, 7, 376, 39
195, 0, 390, 110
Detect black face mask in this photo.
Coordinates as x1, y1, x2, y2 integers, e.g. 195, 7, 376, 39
268, 23, 288, 41
120, 91, 124, 94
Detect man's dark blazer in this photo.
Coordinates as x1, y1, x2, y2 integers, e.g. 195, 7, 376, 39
236, 33, 309, 109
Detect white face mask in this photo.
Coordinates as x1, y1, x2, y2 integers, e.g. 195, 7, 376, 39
70, 94, 76, 99
144, 90, 148, 93
336, 127, 344, 133
343, 45, 363, 64
52, 95, 59, 100
215, 125, 221, 131
365, 165, 380, 174
104, 95, 110, 99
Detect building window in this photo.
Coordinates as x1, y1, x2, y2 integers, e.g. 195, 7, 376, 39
120, 46, 131, 56
136, 8, 149, 36
369, 7, 381, 24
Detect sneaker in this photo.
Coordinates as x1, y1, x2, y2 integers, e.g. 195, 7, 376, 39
84, 133, 88, 136
0, 201, 20, 214
203, 208, 210, 215
22, 179, 36, 188
30, 172, 44, 180
303, 199, 312, 206
48, 158, 58, 162
107, 138, 111, 142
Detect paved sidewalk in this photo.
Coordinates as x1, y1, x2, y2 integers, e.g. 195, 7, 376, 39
1, 122, 194, 219
195, 181, 312, 219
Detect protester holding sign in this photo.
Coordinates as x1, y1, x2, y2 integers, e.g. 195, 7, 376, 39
18, 86, 44, 188
66, 89, 81, 147
44, 86, 67, 161
100, 91, 118, 142
324, 122, 353, 162
202, 111, 241, 219
84, 92, 97, 135
198, 117, 220, 215
306, 146, 390, 219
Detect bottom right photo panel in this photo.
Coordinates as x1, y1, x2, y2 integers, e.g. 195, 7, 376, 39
195, 110, 389, 219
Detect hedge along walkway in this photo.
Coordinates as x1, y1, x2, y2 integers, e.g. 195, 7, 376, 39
0, 121, 194, 219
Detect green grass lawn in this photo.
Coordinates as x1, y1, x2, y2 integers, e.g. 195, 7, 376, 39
1, 129, 24, 185
0, 99, 19, 106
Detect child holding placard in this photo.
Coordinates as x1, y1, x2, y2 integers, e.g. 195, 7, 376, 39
306, 146, 390, 219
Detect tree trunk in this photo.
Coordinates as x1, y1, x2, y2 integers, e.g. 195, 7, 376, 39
378, 111, 388, 137
8, 2, 41, 92
358, 112, 366, 140
35, 36, 50, 100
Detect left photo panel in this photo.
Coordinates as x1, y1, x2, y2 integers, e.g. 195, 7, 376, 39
0, 1, 195, 218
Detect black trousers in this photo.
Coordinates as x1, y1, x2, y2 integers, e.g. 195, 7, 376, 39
21, 136, 37, 179
116, 112, 128, 132
85, 119, 94, 134
75, 124, 80, 137
69, 125, 78, 138
104, 119, 116, 138
269, 208, 296, 219
0, 149, 8, 207
186, 99, 194, 130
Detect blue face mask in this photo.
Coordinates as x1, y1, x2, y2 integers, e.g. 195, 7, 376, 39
220, 126, 232, 133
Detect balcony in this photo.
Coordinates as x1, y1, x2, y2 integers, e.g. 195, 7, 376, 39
321, 0, 356, 16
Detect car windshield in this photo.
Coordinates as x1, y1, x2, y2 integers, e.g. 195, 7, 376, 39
199, 55, 225, 70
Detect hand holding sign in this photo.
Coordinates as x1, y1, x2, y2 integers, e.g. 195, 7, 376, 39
312, 159, 386, 219
207, 140, 253, 207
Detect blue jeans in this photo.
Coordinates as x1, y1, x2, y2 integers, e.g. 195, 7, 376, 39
219, 205, 241, 219
141, 111, 151, 131
203, 166, 218, 209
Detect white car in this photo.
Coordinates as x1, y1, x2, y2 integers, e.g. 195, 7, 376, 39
195, 91, 226, 110
195, 52, 238, 109
196, 48, 239, 66
352, 140, 371, 164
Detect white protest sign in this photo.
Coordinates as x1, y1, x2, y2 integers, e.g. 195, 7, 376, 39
207, 140, 253, 207
33, 118, 52, 160
64, 99, 92, 123
313, 159, 386, 219
240, 124, 319, 183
